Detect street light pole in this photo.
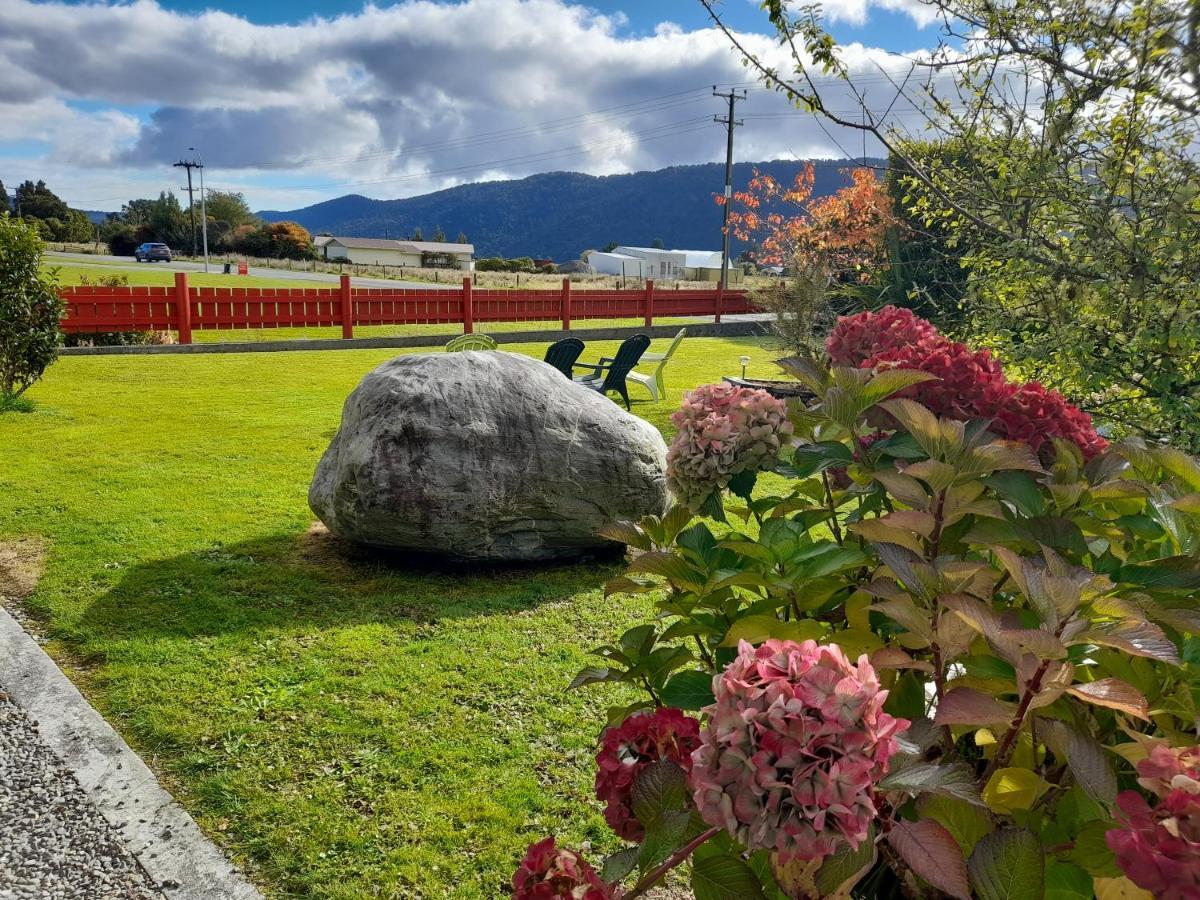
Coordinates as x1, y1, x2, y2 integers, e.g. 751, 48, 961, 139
189, 147, 209, 273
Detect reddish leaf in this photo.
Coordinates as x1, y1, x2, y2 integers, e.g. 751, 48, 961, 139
1075, 620, 1181, 665
934, 688, 1015, 727
1066, 678, 1150, 721
887, 819, 972, 900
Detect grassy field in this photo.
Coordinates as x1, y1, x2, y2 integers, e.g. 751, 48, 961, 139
2, 336, 780, 898
50, 261, 329, 290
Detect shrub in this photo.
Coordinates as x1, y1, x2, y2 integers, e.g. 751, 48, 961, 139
0, 213, 64, 402
829, 306, 1107, 460
515, 318, 1200, 898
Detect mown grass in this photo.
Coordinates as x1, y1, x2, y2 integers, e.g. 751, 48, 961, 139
48, 262, 330, 290
3, 336, 779, 898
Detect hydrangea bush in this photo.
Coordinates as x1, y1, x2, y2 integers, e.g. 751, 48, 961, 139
516, 309, 1200, 899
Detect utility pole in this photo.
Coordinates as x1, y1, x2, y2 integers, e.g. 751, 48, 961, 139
714, 87, 746, 292
188, 147, 209, 273
174, 158, 199, 258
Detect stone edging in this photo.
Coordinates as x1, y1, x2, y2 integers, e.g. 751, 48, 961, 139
0, 607, 262, 900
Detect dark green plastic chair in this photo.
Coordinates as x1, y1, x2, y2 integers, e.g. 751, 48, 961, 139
573, 334, 651, 410
543, 338, 585, 378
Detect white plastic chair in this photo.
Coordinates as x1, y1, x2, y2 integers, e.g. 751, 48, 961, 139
627, 328, 687, 401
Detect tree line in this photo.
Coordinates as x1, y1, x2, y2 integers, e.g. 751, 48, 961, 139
0, 177, 316, 260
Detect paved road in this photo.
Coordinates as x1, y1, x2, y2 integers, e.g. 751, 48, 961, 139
45, 251, 444, 290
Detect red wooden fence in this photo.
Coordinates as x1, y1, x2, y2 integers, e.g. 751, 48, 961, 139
57, 274, 755, 344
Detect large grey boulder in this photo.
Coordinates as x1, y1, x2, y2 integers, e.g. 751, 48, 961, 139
309, 350, 668, 562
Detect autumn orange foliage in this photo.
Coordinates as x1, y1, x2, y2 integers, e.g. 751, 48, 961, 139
718, 164, 897, 275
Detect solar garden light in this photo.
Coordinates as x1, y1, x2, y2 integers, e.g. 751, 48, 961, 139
740, 355, 751, 378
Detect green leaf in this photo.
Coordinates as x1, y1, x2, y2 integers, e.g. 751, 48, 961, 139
814, 829, 877, 896
727, 469, 758, 502
985, 471, 1047, 517
628, 552, 703, 590
885, 670, 928, 720
600, 847, 639, 884
719, 615, 826, 647
1068, 821, 1122, 878
791, 441, 853, 477
881, 398, 947, 458
691, 853, 768, 900
887, 818, 972, 899
597, 520, 652, 549
630, 759, 688, 828
917, 794, 994, 855
969, 828, 1045, 900
568, 665, 614, 690
660, 669, 716, 710
1017, 516, 1089, 556
1039, 720, 1116, 806
982, 768, 1050, 814
637, 809, 690, 872
1045, 862, 1093, 900
860, 368, 939, 408
1117, 556, 1200, 590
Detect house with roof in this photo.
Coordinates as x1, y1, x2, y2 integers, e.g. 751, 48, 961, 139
587, 246, 741, 283
319, 236, 475, 270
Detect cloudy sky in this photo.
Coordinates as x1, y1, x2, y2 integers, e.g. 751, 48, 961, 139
0, 0, 944, 212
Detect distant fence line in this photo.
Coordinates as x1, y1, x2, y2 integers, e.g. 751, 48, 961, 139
57, 274, 754, 344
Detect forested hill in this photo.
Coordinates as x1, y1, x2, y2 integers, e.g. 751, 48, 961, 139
259, 158, 884, 261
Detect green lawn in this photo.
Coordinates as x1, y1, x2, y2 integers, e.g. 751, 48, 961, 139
49, 262, 330, 290
2, 337, 778, 898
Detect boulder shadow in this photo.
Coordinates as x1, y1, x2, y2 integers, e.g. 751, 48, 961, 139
79, 524, 628, 644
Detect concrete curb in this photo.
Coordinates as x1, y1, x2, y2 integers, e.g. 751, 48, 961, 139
0, 607, 262, 900
60, 319, 771, 356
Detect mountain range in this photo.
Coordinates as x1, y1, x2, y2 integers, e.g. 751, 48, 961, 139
259, 158, 884, 261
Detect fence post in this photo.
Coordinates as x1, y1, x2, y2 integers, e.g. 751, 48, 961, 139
174, 271, 192, 345
714, 282, 724, 325
339, 274, 353, 339
561, 278, 572, 331
462, 276, 474, 334
644, 279, 655, 328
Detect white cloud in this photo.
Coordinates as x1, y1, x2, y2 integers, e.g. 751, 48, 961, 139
820, 0, 942, 27
0, 0, 942, 209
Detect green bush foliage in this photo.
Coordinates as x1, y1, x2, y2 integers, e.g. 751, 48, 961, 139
516, 320, 1200, 898
0, 212, 64, 401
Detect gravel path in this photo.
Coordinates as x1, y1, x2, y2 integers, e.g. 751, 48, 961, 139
0, 686, 164, 900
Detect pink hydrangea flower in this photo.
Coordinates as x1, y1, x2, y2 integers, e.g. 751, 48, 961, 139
690, 639, 908, 862
1107, 744, 1200, 898
1136, 744, 1200, 796
826, 306, 1107, 460
1107, 789, 1200, 899
594, 707, 702, 841
511, 837, 612, 900
666, 384, 793, 508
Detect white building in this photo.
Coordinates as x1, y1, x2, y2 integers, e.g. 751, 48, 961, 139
588, 246, 740, 283
320, 237, 475, 270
